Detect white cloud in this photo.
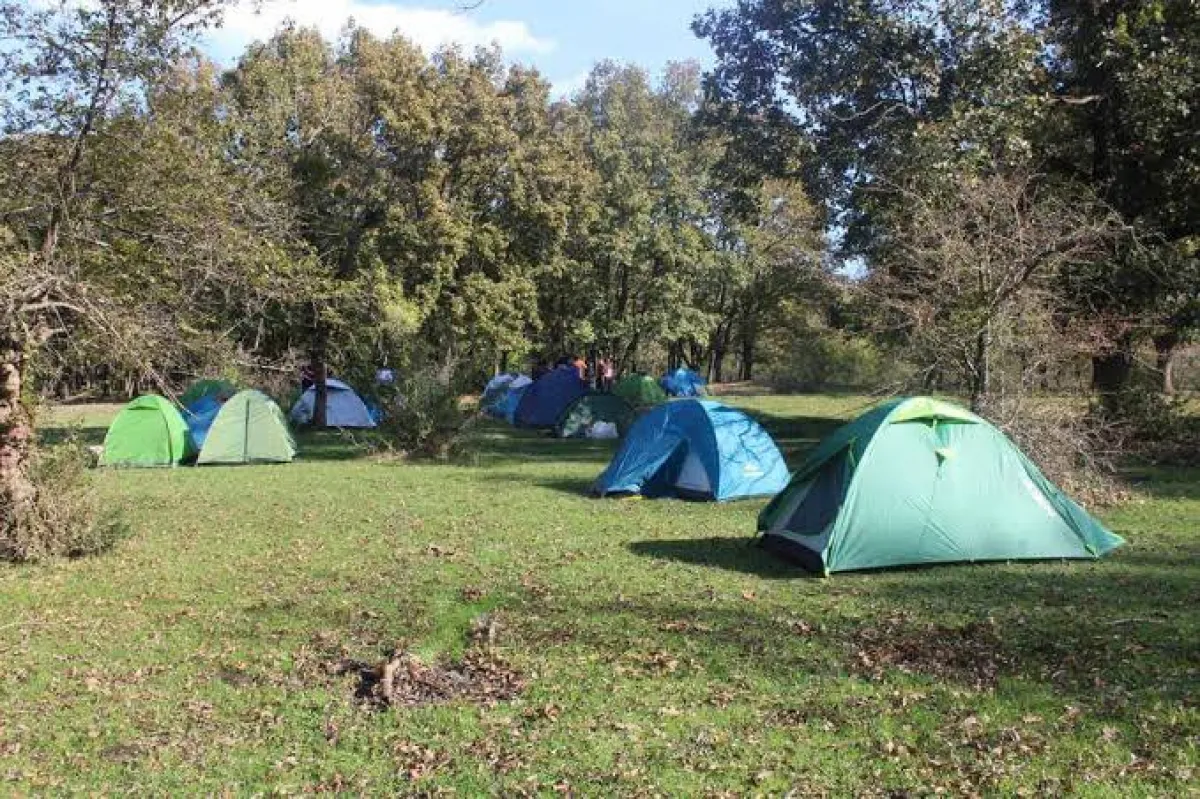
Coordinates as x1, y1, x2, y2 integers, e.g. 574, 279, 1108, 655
551, 70, 590, 100
208, 0, 555, 61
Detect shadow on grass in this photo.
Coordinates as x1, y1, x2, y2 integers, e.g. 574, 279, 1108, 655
476, 471, 598, 497
531, 551, 1198, 719
459, 426, 618, 467
38, 426, 107, 448
1121, 465, 1200, 501
627, 537, 803, 580
733, 410, 844, 464
292, 429, 381, 462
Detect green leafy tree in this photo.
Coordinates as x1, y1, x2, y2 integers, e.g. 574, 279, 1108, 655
0, 0, 232, 550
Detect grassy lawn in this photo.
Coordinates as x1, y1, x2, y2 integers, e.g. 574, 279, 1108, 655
1, 395, 1196, 794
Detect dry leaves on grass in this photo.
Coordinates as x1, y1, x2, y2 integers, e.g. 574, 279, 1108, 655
849, 614, 1012, 689
338, 649, 527, 710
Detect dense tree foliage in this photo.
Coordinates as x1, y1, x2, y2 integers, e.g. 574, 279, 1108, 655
697, 0, 1200, 404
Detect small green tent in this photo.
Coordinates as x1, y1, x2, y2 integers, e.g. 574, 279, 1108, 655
100, 395, 194, 467
197, 390, 296, 465
180, 379, 237, 408
556, 392, 636, 438
613, 374, 667, 407
758, 397, 1125, 574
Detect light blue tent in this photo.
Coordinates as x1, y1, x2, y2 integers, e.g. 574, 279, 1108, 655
515, 367, 588, 428
182, 394, 224, 450
498, 384, 529, 424
593, 399, 790, 501
662, 367, 707, 397
482, 374, 529, 419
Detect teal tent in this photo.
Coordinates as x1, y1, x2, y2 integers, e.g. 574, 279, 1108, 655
758, 397, 1125, 574
180, 378, 236, 407
556, 392, 636, 438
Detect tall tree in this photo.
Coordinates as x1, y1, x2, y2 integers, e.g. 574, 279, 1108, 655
0, 0, 229, 541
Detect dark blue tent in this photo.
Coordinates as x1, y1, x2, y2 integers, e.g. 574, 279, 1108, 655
182, 394, 223, 450
514, 366, 588, 428
662, 367, 707, 397
593, 399, 789, 501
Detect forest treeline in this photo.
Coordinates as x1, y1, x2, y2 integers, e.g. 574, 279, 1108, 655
1, 1, 1198, 551
4, 1, 1199, 406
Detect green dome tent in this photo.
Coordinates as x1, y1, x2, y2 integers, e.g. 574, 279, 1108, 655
180, 378, 237, 408
613, 374, 667, 407
100, 395, 194, 467
758, 397, 1125, 575
556, 392, 636, 438
197, 390, 296, 465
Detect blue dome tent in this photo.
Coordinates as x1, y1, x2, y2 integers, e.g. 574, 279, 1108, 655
593, 399, 790, 501
499, 384, 529, 424
662, 367, 707, 397
182, 394, 224, 450
515, 366, 588, 429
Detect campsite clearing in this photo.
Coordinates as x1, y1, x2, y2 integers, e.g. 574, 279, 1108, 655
2, 395, 1196, 794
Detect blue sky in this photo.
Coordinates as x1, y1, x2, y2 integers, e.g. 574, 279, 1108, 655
208, 0, 729, 95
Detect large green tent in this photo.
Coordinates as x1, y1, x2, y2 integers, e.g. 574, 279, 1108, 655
556, 392, 636, 438
197, 390, 296, 465
613, 374, 667, 407
758, 397, 1125, 575
180, 378, 237, 408
100, 395, 194, 467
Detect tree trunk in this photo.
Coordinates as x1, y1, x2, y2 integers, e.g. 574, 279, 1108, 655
0, 329, 36, 531
738, 313, 758, 382
739, 333, 755, 382
1153, 332, 1179, 396
311, 326, 329, 428
969, 326, 990, 413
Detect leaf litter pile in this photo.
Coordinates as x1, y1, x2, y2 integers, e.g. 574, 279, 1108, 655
849, 614, 1012, 689
330, 615, 526, 710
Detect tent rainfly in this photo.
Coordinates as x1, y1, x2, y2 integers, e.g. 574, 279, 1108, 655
758, 397, 1126, 574
198, 390, 296, 465
515, 366, 588, 429
290, 379, 376, 428
613, 374, 668, 407
100, 395, 194, 467
593, 399, 790, 501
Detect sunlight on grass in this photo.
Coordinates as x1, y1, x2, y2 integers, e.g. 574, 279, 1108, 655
1, 395, 1196, 793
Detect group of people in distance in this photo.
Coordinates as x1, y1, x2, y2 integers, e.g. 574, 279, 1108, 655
534, 354, 616, 390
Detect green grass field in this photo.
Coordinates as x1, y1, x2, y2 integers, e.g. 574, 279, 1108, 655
2, 395, 1196, 794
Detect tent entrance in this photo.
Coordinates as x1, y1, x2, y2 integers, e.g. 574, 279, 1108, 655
641, 442, 715, 500
675, 450, 711, 494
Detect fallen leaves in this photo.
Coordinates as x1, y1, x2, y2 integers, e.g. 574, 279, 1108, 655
848, 614, 1012, 689
340, 648, 527, 710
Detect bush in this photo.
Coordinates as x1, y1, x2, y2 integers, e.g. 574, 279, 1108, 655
1091, 386, 1200, 467
0, 438, 123, 562
991, 401, 1130, 509
379, 367, 467, 459
761, 329, 905, 392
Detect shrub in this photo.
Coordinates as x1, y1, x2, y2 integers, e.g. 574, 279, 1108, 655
0, 438, 123, 562
1091, 385, 1200, 467
761, 329, 906, 392
379, 367, 467, 459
